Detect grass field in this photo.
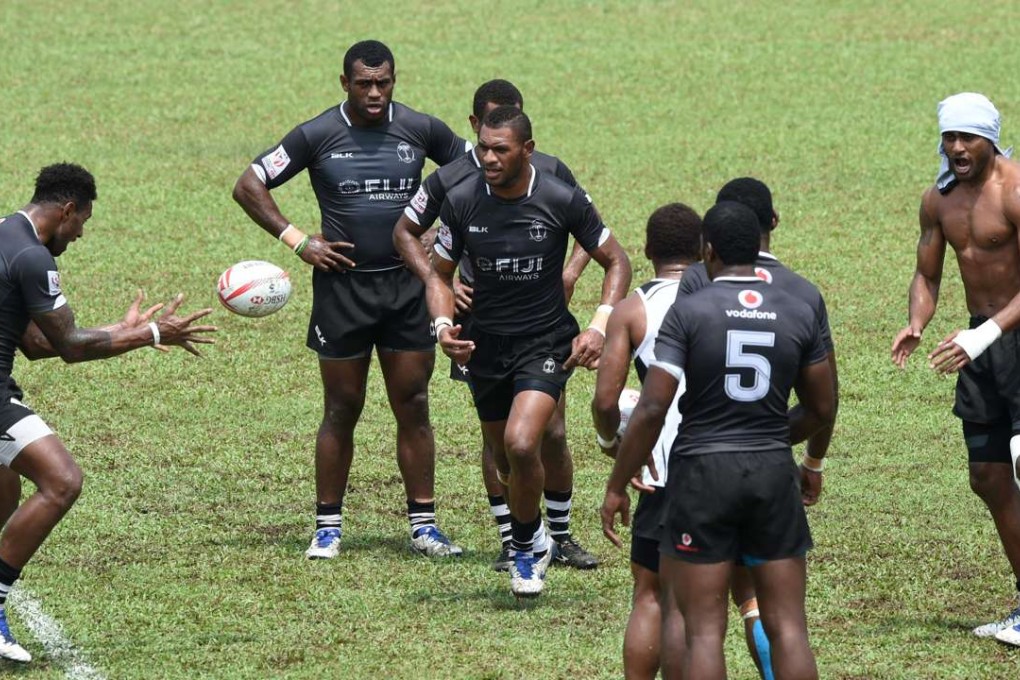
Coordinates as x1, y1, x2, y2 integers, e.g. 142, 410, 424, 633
3, 0, 1020, 677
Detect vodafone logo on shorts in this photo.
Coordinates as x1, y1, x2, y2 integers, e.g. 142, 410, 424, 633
675, 532, 700, 553
738, 289, 764, 309
754, 267, 773, 284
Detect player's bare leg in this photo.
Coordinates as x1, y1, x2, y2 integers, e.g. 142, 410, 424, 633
624, 562, 661, 679
666, 556, 731, 680
969, 462, 1020, 578
732, 565, 773, 679
0, 436, 83, 663
482, 390, 558, 596
0, 468, 20, 529
306, 357, 369, 559
751, 556, 817, 680
658, 569, 686, 679
378, 349, 460, 557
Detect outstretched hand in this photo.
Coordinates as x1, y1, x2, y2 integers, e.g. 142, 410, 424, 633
119, 290, 165, 332
928, 329, 971, 374
438, 323, 475, 365
565, 328, 605, 370
600, 488, 630, 549
155, 293, 218, 356
891, 326, 922, 368
299, 235, 356, 272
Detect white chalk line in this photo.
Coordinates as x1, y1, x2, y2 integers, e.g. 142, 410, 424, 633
9, 587, 106, 679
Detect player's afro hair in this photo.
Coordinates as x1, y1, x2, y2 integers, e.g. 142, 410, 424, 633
343, 40, 395, 78
702, 201, 760, 266
481, 106, 532, 143
473, 80, 524, 120
716, 177, 774, 233
645, 203, 702, 263
31, 163, 96, 207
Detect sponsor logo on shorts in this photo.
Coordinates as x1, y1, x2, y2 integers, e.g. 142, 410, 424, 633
675, 532, 700, 553
410, 186, 429, 214
47, 270, 61, 296
396, 142, 416, 164
528, 220, 548, 242
315, 325, 327, 346
457, 363, 470, 376
754, 267, 773, 284
542, 358, 556, 374
261, 145, 291, 180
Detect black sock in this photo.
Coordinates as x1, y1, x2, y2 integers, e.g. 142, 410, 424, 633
0, 557, 21, 609
510, 514, 542, 555
544, 489, 572, 542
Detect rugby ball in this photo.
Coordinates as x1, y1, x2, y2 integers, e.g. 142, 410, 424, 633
216, 260, 292, 317
618, 388, 641, 436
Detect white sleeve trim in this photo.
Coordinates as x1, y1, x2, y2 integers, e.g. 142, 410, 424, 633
403, 206, 422, 226
598, 227, 611, 247
433, 243, 455, 262
52, 294, 67, 310
649, 360, 684, 382
251, 163, 267, 184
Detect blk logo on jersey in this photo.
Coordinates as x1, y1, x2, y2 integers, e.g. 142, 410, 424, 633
396, 142, 416, 164
754, 267, 773, 284
330, 152, 354, 159
528, 220, 548, 242
739, 290, 764, 309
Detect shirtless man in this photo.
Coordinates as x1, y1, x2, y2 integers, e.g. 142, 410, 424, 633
891, 92, 1020, 645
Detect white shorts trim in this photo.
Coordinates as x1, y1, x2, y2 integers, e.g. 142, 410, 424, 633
0, 414, 54, 466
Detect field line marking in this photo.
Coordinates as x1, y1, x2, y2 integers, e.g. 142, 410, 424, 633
9, 587, 107, 680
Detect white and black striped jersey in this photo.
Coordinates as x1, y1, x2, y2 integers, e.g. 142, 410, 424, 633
654, 277, 827, 457
435, 167, 604, 335
677, 252, 833, 352
633, 278, 684, 488
0, 212, 67, 378
252, 101, 469, 272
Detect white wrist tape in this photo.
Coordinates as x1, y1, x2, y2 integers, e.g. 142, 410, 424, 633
596, 431, 620, 450
952, 319, 1002, 361
148, 322, 160, 347
588, 304, 613, 337
433, 316, 453, 337
802, 454, 824, 472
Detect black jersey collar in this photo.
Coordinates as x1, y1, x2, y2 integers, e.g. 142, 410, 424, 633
339, 101, 394, 127
484, 164, 536, 198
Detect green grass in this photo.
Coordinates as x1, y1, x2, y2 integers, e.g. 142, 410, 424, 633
2, 0, 1020, 677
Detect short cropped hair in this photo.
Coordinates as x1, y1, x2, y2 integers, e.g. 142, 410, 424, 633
716, 177, 774, 233
31, 163, 97, 207
646, 203, 702, 262
343, 40, 395, 78
702, 201, 760, 265
473, 80, 524, 120
481, 106, 532, 143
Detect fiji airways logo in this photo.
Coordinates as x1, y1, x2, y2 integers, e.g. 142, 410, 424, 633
725, 289, 776, 320
754, 267, 773, 284
528, 220, 548, 242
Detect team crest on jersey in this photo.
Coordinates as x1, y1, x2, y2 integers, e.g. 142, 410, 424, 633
261, 145, 291, 180
396, 142, 416, 164
47, 271, 61, 296
738, 289, 764, 309
528, 220, 548, 242
437, 224, 454, 250
754, 267, 773, 284
542, 358, 556, 374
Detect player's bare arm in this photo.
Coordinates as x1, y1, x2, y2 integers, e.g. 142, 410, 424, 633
892, 190, 946, 368
562, 239, 591, 305
425, 254, 474, 364
565, 235, 632, 370
392, 212, 431, 283
29, 293, 216, 362
790, 358, 837, 506
19, 290, 165, 360
600, 364, 678, 548
232, 166, 355, 273
592, 297, 642, 448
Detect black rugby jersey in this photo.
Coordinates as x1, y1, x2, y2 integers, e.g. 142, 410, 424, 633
0, 212, 67, 376
405, 149, 587, 284
654, 277, 827, 457
436, 167, 604, 335
677, 253, 833, 351
253, 101, 469, 272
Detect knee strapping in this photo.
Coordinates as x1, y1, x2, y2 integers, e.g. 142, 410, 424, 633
1010, 435, 1020, 491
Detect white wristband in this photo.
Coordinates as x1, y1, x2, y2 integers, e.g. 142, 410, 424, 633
148, 321, 160, 347
952, 319, 1003, 361
596, 431, 620, 450
802, 454, 824, 472
588, 304, 614, 337
278, 224, 297, 242
433, 316, 453, 337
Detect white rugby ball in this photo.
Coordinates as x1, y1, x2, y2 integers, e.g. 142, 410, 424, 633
217, 260, 292, 317
618, 388, 641, 436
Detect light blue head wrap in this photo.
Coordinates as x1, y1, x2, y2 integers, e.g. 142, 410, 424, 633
936, 92, 1012, 192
